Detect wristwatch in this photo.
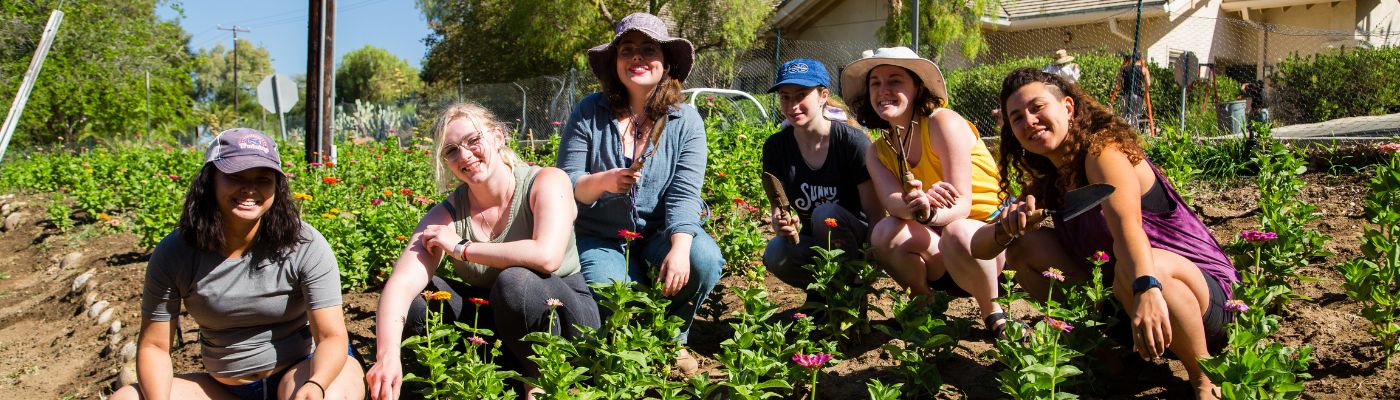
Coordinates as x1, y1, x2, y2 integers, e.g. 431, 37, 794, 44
453, 238, 473, 260
1132, 275, 1162, 294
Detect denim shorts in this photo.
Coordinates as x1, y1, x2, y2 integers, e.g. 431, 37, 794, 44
220, 342, 360, 400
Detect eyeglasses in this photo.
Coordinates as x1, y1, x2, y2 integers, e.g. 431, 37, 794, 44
440, 136, 485, 160
617, 43, 662, 59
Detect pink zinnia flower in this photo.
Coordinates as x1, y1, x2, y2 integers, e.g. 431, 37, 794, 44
1092, 251, 1109, 263
370, 199, 383, 206
1042, 267, 1065, 282
468, 336, 487, 345
791, 352, 833, 369
793, 312, 807, 319
545, 298, 563, 308
551, 121, 562, 126
168, 174, 180, 180
1045, 317, 1073, 333
1240, 230, 1278, 243
1225, 299, 1250, 313
1379, 142, 1400, 154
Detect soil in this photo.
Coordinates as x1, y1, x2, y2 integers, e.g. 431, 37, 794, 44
0, 171, 1392, 399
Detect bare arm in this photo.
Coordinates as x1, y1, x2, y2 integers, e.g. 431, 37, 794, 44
301, 306, 350, 396
1086, 146, 1172, 358
865, 144, 919, 220
923, 111, 976, 225
134, 319, 174, 400
370, 204, 452, 396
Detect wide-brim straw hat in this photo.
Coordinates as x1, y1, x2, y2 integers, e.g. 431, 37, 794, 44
1054, 49, 1075, 64
839, 46, 948, 105
587, 13, 695, 83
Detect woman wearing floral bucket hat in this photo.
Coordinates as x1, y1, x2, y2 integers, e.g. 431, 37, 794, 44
114, 128, 365, 400
842, 47, 1014, 338
556, 12, 722, 376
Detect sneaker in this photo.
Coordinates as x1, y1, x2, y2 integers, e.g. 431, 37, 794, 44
674, 348, 699, 377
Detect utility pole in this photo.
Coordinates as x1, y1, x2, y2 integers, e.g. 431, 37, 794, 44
306, 0, 335, 164
217, 25, 250, 123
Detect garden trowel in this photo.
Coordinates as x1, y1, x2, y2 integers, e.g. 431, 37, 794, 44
761, 171, 799, 244
1029, 183, 1116, 223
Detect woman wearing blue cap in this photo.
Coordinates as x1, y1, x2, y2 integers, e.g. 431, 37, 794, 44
556, 12, 723, 376
113, 128, 364, 400
762, 58, 884, 297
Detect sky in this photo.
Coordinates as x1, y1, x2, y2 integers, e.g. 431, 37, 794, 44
157, 0, 432, 76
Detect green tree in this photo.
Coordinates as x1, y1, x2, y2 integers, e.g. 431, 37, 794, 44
0, 0, 195, 145
191, 38, 273, 126
877, 0, 1002, 61
415, 0, 770, 87
336, 45, 421, 105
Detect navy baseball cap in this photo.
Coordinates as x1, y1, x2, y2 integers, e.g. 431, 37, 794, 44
204, 128, 283, 174
767, 58, 830, 93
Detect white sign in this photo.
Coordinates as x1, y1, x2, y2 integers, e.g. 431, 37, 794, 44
256, 74, 297, 114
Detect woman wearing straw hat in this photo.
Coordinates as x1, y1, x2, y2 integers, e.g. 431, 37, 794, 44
1042, 49, 1081, 84
842, 47, 1013, 338
556, 12, 723, 375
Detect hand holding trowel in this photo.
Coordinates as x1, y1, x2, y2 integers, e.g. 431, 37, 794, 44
879, 124, 927, 222
993, 183, 1117, 245
761, 172, 800, 244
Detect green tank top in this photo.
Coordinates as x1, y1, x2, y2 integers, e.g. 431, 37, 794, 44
445, 165, 581, 287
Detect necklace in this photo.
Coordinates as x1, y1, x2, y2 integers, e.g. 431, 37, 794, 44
466, 176, 516, 240
623, 108, 651, 159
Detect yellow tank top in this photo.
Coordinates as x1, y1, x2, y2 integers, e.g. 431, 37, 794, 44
875, 112, 1003, 221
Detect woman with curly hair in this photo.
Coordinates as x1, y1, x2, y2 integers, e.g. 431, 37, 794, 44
972, 67, 1239, 399
114, 128, 364, 400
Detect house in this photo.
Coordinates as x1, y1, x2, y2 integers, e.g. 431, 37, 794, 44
771, 0, 1400, 82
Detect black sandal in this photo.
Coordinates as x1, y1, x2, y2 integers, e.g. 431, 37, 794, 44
984, 312, 1026, 341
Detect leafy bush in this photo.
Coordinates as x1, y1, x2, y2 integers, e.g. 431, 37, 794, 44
1271, 46, 1400, 124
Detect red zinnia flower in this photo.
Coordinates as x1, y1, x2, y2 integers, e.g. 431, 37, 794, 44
469, 297, 489, 306
617, 229, 643, 240
824, 218, 838, 228
322, 176, 340, 184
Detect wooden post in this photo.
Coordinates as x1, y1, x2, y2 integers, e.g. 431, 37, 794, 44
305, 0, 335, 164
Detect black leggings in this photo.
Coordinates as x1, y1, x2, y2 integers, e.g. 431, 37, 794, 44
403, 268, 600, 376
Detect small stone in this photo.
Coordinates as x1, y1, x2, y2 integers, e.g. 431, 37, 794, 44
1, 201, 23, 216
61, 252, 84, 269
117, 361, 138, 387
71, 269, 95, 293
97, 307, 116, 325
109, 320, 122, 335
119, 341, 137, 362
108, 333, 124, 348
88, 301, 109, 318
3, 212, 26, 231
84, 292, 98, 308
0, 194, 15, 201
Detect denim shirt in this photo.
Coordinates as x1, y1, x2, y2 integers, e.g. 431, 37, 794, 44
557, 92, 708, 240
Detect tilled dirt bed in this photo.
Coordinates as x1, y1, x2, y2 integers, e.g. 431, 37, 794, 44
0, 172, 1392, 399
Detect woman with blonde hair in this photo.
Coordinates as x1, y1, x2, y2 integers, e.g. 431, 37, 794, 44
366, 102, 599, 399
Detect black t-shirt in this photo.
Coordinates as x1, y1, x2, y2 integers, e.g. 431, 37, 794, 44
761, 121, 872, 236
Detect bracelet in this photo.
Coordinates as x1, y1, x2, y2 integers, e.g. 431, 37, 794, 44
302, 379, 326, 397
995, 225, 1016, 247
916, 208, 938, 226
454, 238, 473, 260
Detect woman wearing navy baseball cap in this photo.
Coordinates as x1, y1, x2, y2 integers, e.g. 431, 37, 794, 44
762, 58, 884, 304
114, 128, 364, 400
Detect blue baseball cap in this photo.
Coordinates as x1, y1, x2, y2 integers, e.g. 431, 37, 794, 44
767, 58, 830, 93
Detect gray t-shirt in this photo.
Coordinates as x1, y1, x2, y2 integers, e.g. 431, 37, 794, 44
141, 222, 342, 378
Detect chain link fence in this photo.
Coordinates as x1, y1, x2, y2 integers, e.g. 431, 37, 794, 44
423, 12, 1400, 142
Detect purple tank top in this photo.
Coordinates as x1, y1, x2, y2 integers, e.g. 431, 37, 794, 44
1052, 161, 1239, 299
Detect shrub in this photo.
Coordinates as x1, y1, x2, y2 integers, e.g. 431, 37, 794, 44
1271, 46, 1400, 124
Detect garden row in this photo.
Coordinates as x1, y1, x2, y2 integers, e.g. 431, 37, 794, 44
2, 120, 1397, 398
